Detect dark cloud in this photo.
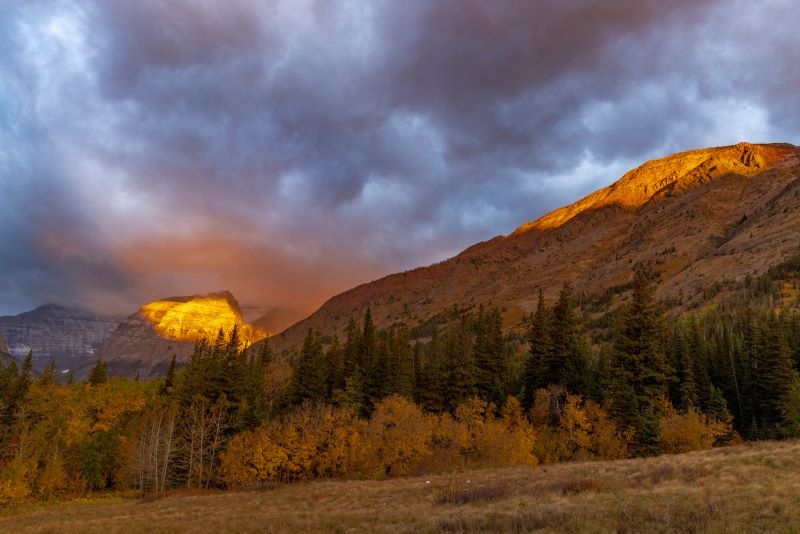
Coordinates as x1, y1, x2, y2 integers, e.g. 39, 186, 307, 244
1, 0, 799, 317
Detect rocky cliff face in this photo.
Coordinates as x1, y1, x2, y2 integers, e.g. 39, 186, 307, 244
0, 305, 122, 371
98, 290, 267, 378
271, 142, 800, 353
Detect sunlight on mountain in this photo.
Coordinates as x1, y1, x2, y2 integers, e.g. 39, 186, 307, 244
140, 297, 267, 345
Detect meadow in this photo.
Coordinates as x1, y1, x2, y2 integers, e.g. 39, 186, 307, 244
3, 439, 800, 533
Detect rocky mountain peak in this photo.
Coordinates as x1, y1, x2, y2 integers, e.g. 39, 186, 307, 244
138, 290, 249, 342
98, 290, 268, 379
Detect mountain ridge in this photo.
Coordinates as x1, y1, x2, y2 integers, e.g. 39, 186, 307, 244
270, 142, 800, 353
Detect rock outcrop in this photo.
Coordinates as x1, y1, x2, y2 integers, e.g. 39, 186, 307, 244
270, 142, 800, 353
0, 305, 121, 371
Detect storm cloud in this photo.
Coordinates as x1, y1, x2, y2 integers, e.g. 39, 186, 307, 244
1, 0, 799, 317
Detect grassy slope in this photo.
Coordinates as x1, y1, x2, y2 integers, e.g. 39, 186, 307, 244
4, 440, 800, 533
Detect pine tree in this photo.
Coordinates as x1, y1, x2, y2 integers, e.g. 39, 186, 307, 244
444, 318, 477, 408
385, 324, 415, 399
756, 314, 797, 437
608, 266, 670, 455
550, 284, 588, 393
325, 335, 346, 396
671, 322, 697, 410
160, 355, 177, 395
523, 290, 553, 407
474, 306, 506, 407
417, 331, 448, 413
88, 357, 108, 386
290, 329, 328, 404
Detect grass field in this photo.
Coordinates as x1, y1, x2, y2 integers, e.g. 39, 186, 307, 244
4, 440, 800, 533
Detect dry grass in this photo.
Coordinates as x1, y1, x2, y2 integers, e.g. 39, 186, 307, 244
5, 440, 800, 533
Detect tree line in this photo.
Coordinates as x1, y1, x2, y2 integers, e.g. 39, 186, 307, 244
0, 262, 799, 504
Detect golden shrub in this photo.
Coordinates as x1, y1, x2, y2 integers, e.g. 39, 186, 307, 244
659, 403, 730, 454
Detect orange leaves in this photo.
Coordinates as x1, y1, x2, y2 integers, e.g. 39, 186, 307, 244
220, 404, 367, 487
658, 402, 731, 454
531, 387, 629, 463
220, 396, 541, 489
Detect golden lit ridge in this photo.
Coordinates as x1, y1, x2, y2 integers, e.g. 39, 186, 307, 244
512, 142, 799, 234
140, 292, 267, 346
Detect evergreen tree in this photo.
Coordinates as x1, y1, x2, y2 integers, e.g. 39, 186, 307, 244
385, 324, 415, 399
550, 284, 588, 393
290, 329, 328, 404
608, 266, 670, 455
417, 330, 448, 413
523, 290, 553, 407
444, 318, 477, 408
670, 322, 697, 410
88, 357, 108, 386
160, 355, 177, 395
474, 306, 506, 407
756, 314, 797, 437
325, 335, 346, 396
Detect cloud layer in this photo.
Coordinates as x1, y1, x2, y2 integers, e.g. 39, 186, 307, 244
2, 0, 799, 317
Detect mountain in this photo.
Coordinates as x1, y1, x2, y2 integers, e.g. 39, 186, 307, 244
0, 305, 122, 371
271, 142, 800, 352
97, 290, 267, 378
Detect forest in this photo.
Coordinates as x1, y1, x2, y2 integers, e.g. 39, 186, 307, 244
1, 258, 799, 505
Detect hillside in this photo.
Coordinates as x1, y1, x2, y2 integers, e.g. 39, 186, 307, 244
271, 142, 800, 352
4, 439, 800, 533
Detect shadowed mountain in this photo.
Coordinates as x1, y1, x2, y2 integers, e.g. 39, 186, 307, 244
271, 142, 800, 353
97, 290, 267, 379
0, 305, 122, 371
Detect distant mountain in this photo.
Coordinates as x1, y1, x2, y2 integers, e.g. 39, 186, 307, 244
271, 142, 800, 353
0, 305, 122, 371
97, 290, 267, 378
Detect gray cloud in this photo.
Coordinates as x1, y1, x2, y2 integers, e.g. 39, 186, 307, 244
1, 0, 799, 317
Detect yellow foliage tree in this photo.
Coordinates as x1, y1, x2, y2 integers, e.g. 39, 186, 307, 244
530, 388, 628, 463
659, 401, 731, 454
360, 395, 435, 477
471, 397, 537, 467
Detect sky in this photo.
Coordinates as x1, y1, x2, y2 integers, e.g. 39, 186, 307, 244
1, 0, 799, 318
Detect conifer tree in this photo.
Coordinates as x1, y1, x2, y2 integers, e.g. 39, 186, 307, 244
523, 290, 553, 407
670, 323, 697, 410
608, 266, 670, 455
88, 357, 108, 386
444, 318, 477, 408
550, 284, 588, 393
417, 331, 448, 413
325, 335, 346, 396
474, 306, 506, 407
385, 324, 415, 399
756, 314, 797, 436
290, 329, 328, 404
160, 355, 177, 395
